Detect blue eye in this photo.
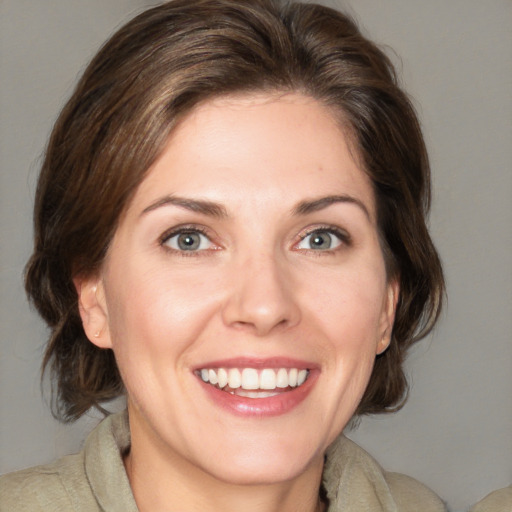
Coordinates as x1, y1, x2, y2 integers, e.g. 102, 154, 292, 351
297, 229, 344, 251
164, 230, 213, 252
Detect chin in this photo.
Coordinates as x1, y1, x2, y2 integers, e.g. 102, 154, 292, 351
204, 455, 317, 486
192, 433, 325, 486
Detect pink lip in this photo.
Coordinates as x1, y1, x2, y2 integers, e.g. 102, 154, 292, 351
194, 357, 319, 417
193, 356, 316, 371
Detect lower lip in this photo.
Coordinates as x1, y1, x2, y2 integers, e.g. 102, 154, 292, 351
198, 371, 318, 417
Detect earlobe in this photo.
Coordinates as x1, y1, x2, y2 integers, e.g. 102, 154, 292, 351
377, 279, 400, 355
73, 274, 112, 349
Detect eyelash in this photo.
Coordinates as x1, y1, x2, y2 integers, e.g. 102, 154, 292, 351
158, 224, 351, 256
159, 225, 218, 257
295, 225, 351, 254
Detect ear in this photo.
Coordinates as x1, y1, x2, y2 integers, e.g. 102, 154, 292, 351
376, 278, 400, 355
73, 274, 112, 349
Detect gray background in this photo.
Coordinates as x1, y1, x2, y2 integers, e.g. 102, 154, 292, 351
1, 1, 511, 511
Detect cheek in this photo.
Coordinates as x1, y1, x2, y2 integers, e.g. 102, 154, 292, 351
302, 261, 388, 403
304, 264, 387, 344
103, 260, 223, 361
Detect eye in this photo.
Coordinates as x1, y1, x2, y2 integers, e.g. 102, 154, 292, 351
296, 228, 346, 251
163, 229, 214, 252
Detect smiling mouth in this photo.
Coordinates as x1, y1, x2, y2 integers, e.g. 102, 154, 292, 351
196, 367, 309, 398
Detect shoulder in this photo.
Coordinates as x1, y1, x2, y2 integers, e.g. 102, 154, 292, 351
384, 472, 447, 512
324, 435, 446, 512
0, 454, 83, 511
469, 485, 512, 512
0, 412, 133, 512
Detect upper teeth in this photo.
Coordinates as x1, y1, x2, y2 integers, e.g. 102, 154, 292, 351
199, 367, 308, 390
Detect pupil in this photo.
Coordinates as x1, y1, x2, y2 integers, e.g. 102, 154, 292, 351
178, 233, 200, 250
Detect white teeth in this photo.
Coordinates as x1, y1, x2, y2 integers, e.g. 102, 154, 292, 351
241, 368, 259, 390
235, 390, 279, 398
260, 368, 277, 390
276, 368, 289, 388
217, 368, 228, 388
198, 367, 310, 391
208, 369, 218, 385
228, 368, 241, 389
288, 368, 298, 387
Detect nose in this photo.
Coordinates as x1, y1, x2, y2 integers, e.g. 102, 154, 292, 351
221, 253, 301, 337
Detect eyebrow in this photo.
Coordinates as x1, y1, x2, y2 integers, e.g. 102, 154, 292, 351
292, 195, 371, 219
141, 195, 228, 218
141, 193, 370, 220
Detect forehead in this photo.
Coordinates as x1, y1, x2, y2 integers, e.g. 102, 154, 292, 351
128, 92, 375, 219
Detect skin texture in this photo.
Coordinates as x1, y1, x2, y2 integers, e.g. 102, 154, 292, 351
76, 93, 398, 512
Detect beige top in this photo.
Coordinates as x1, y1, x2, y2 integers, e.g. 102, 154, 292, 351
469, 486, 512, 512
0, 411, 446, 511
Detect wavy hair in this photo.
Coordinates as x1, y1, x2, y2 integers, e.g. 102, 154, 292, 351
25, 0, 444, 421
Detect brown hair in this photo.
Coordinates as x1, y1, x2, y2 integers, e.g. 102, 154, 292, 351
25, 0, 444, 421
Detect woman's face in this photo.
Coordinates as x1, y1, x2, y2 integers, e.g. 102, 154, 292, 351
80, 93, 397, 485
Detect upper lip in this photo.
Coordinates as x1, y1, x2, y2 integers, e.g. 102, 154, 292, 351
193, 357, 317, 371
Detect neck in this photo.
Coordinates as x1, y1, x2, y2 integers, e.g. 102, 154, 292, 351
124, 413, 326, 512
127, 456, 326, 512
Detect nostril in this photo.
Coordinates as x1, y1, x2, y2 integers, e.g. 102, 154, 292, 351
229, 315, 291, 337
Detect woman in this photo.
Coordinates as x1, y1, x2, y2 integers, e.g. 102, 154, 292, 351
0, 0, 445, 510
